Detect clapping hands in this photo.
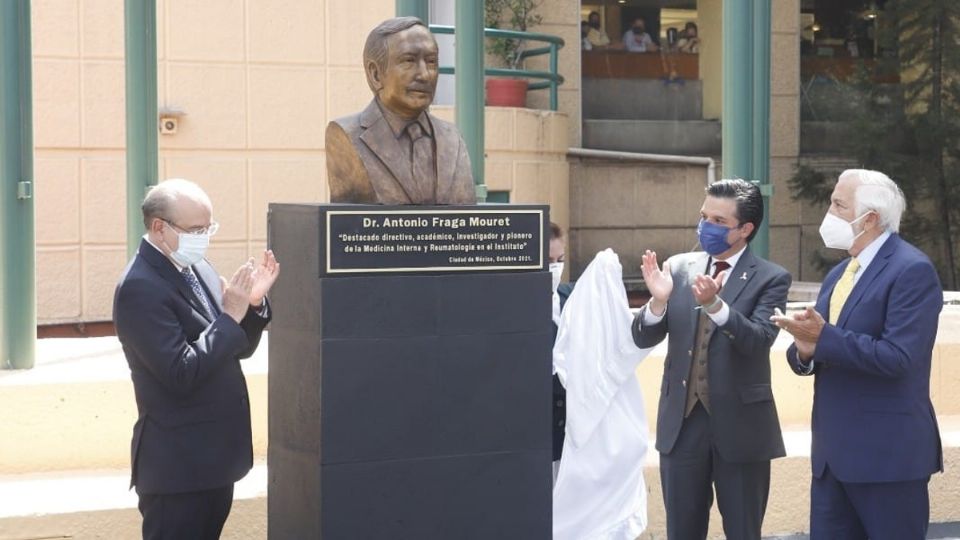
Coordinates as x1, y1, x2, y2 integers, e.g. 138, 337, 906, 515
641, 250, 672, 315
771, 306, 826, 360
248, 250, 280, 307
221, 250, 280, 323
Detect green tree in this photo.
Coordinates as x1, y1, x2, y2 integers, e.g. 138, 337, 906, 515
789, 0, 960, 288
897, 0, 960, 288
484, 0, 542, 69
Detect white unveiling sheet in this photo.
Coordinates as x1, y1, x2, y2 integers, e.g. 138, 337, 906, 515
552, 249, 653, 540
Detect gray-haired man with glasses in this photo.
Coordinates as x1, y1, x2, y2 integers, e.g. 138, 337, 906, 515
113, 178, 280, 539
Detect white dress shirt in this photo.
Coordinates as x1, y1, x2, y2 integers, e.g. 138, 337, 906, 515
641, 245, 748, 328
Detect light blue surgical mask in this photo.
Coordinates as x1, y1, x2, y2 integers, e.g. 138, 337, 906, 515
170, 232, 210, 267
163, 220, 212, 267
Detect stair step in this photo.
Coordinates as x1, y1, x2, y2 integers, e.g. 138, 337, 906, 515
583, 119, 721, 155
583, 78, 704, 121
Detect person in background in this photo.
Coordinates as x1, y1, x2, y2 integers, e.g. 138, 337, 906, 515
581, 21, 593, 50
623, 17, 659, 53
585, 11, 611, 49
550, 222, 573, 482
663, 27, 680, 52
677, 22, 700, 53
773, 169, 943, 540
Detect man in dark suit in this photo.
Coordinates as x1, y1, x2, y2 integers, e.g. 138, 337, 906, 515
633, 179, 790, 539
549, 222, 573, 481
325, 16, 475, 205
113, 179, 280, 540
773, 169, 942, 539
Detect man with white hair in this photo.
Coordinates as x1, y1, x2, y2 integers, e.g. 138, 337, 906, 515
773, 169, 943, 539
114, 179, 279, 539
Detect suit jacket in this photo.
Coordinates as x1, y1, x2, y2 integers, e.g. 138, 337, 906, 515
552, 282, 573, 461
633, 247, 790, 462
325, 100, 476, 205
113, 239, 271, 495
786, 234, 943, 483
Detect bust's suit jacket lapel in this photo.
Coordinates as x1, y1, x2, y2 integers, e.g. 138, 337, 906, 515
358, 101, 419, 203
433, 117, 457, 202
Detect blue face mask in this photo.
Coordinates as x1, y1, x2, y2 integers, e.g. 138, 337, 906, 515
697, 218, 738, 256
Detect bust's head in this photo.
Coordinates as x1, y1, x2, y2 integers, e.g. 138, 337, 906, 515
363, 17, 439, 120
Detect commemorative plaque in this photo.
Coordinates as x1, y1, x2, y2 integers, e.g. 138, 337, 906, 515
322, 206, 545, 275
268, 203, 552, 540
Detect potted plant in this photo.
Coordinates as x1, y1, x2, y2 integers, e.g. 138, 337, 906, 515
484, 0, 542, 107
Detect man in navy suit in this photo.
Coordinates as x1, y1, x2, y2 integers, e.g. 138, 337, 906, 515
773, 169, 943, 539
114, 179, 279, 539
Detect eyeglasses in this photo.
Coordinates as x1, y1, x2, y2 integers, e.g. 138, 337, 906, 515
163, 219, 219, 237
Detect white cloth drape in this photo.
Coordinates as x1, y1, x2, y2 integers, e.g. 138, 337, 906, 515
552, 249, 653, 540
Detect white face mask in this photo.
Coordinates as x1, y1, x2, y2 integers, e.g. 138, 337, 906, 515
169, 231, 210, 267
549, 262, 564, 293
819, 211, 870, 250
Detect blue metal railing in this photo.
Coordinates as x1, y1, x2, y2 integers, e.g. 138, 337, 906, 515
430, 25, 565, 111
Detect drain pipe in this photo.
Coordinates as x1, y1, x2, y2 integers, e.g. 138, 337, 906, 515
567, 147, 716, 185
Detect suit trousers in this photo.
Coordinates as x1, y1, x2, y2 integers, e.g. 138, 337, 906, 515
138, 484, 234, 540
811, 465, 929, 540
660, 403, 770, 540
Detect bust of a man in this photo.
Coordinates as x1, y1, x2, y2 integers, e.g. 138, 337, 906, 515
325, 17, 476, 205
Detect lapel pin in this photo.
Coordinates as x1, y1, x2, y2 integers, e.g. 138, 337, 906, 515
740, 272, 748, 280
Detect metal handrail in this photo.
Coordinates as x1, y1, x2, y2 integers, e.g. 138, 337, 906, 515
430, 24, 565, 110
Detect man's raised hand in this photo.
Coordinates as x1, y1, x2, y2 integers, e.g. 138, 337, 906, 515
222, 261, 255, 323
249, 250, 280, 307
641, 250, 673, 315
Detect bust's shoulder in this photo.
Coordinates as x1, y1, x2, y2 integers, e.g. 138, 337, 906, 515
329, 112, 363, 133
330, 100, 382, 133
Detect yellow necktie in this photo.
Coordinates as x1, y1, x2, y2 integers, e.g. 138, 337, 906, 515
829, 258, 861, 324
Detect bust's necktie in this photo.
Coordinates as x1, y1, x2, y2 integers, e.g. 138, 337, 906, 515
407, 121, 437, 204
829, 258, 861, 324
181, 267, 216, 320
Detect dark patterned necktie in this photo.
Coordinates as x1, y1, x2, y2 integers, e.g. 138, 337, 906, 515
181, 267, 216, 320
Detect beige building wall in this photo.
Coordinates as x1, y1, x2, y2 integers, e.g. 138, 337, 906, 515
569, 160, 712, 279
524, 0, 582, 148
32, 0, 572, 325
767, 0, 806, 278
699, 0, 723, 120
477, 107, 570, 232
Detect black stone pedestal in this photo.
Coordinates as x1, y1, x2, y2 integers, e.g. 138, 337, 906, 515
267, 204, 552, 539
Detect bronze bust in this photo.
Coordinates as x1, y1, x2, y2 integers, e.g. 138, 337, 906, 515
325, 17, 476, 205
